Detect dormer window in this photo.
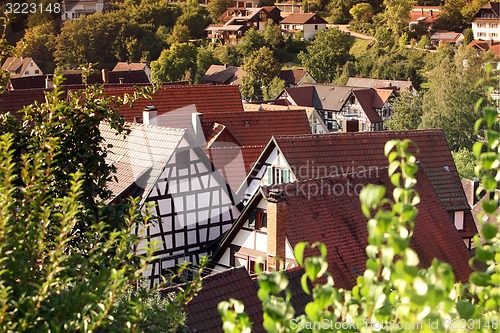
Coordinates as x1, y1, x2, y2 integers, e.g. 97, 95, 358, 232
267, 166, 290, 185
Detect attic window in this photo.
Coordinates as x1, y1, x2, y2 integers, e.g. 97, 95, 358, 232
267, 166, 290, 185
248, 209, 267, 230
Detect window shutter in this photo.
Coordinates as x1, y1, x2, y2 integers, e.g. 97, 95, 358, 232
267, 166, 273, 185
283, 169, 290, 183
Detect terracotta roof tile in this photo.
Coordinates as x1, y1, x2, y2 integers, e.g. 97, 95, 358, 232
0, 88, 51, 121
103, 84, 244, 122
267, 168, 472, 289
161, 267, 264, 333
273, 130, 470, 212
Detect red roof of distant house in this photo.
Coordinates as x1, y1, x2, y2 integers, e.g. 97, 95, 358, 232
264, 167, 472, 289
269, 130, 469, 211
468, 40, 500, 57
102, 84, 244, 122
280, 13, 327, 25
161, 267, 264, 333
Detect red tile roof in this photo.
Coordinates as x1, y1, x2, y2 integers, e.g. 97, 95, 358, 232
266, 168, 472, 289
0, 88, 51, 121
161, 267, 264, 333
103, 84, 244, 122
203, 110, 312, 190
271, 130, 470, 212
352, 89, 382, 123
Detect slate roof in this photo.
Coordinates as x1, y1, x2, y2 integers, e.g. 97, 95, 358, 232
62, 70, 150, 85
161, 267, 264, 333
262, 167, 472, 289
346, 77, 415, 92
100, 121, 186, 204
279, 69, 309, 86
298, 83, 364, 111
280, 13, 327, 25
103, 84, 244, 122
471, 2, 500, 21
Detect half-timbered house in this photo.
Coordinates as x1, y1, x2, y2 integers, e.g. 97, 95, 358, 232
101, 121, 239, 287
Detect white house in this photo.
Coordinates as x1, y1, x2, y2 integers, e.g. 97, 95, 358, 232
101, 117, 239, 288
61, 0, 104, 20
1, 57, 43, 78
470, 2, 500, 42
279, 13, 327, 40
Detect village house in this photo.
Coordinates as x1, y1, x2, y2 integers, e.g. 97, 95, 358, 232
468, 2, 500, 58
205, 7, 281, 45
470, 2, 500, 43
1, 57, 43, 78
61, 0, 104, 20
274, 1, 303, 17
209, 130, 474, 286
279, 13, 327, 40
409, 5, 440, 31
346, 77, 416, 94
100, 120, 240, 288
200, 65, 315, 88
276, 83, 396, 132
430, 30, 465, 46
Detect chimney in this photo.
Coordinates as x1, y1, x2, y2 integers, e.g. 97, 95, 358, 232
266, 189, 286, 271
192, 112, 205, 146
143, 106, 158, 126
45, 75, 54, 89
101, 69, 109, 84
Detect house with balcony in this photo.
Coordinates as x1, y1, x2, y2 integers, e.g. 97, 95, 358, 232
205, 7, 281, 45
470, 2, 500, 43
61, 0, 104, 20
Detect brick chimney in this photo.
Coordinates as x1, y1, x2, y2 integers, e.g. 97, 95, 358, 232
143, 106, 158, 126
266, 189, 286, 271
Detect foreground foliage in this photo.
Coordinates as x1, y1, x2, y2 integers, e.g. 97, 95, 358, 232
219, 67, 499, 332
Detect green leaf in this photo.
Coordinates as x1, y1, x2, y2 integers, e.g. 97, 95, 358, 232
481, 199, 498, 214
476, 246, 494, 262
480, 152, 499, 170
388, 160, 400, 177
360, 184, 386, 218
470, 272, 491, 286
472, 141, 483, 159
483, 106, 498, 128
384, 140, 399, 157
482, 222, 498, 241
294, 242, 308, 267
474, 118, 483, 134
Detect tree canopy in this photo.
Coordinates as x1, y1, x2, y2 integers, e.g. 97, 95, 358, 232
298, 27, 354, 83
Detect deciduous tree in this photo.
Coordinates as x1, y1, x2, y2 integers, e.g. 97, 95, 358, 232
151, 43, 198, 83
385, 91, 423, 130
298, 27, 354, 83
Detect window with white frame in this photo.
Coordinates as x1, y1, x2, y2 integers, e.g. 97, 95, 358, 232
267, 166, 290, 185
